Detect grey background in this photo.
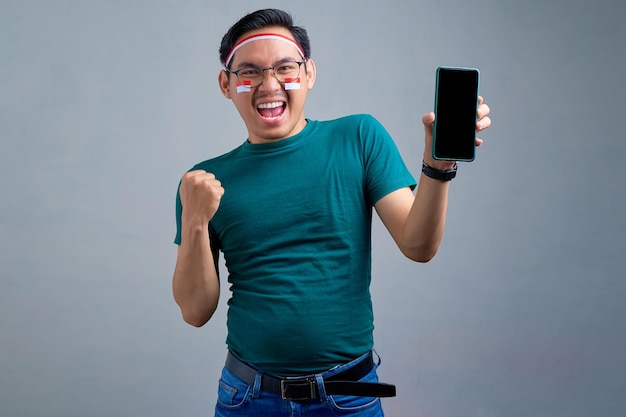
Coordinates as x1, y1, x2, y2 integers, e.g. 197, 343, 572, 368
1, 0, 625, 416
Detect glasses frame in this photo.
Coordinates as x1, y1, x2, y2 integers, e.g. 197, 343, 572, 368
227, 60, 306, 88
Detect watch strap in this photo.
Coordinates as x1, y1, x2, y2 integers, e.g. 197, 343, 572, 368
422, 161, 458, 181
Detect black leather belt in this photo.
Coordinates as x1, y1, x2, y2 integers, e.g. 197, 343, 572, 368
225, 352, 396, 401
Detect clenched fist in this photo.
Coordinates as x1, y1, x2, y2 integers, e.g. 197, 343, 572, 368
179, 170, 224, 225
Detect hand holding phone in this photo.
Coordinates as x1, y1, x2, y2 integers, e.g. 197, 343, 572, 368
432, 66, 480, 162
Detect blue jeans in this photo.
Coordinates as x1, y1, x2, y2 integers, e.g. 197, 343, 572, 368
214, 351, 386, 417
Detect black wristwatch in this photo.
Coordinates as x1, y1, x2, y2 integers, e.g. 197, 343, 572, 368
421, 161, 458, 181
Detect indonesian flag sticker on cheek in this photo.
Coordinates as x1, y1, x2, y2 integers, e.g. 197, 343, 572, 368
236, 80, 252, 93
284, 77, 301, 90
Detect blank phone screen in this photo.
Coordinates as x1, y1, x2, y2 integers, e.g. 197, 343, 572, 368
433, 68, 479, 161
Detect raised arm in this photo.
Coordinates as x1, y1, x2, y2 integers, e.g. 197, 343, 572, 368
172, 170, 224, 327
375, 98, 491, 262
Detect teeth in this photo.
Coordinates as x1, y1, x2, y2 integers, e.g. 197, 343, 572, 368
257, 101, 284, 109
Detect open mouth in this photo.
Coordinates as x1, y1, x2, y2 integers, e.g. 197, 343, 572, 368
257, 101, 286, 120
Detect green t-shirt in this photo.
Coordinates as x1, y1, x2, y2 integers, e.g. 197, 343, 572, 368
175, 114, 415, 375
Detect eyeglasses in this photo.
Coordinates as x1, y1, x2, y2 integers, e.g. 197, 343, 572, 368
228, 60, 306, 88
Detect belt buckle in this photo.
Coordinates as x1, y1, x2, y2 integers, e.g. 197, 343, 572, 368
280, 378, 317, 400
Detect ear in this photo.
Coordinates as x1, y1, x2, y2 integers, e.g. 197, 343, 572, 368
304, 59, 317, 90
218, 70, 232, 99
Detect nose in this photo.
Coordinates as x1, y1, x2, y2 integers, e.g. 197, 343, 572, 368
257, 68, 281, 91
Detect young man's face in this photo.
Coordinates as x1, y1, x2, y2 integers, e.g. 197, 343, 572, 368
218, 26, 316, 144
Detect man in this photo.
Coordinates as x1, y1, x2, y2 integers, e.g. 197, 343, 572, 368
173, 8, 491, 416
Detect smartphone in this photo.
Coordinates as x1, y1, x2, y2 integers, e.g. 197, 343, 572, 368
432, 66, 480, 161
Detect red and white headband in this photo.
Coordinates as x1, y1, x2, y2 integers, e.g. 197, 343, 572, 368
225, 33, 306, 68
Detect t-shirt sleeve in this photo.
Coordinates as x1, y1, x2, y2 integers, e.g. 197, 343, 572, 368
174, 182, 183, 245
359, 114, 416, 205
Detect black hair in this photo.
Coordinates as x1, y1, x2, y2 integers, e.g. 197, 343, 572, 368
219, 9, 311, 68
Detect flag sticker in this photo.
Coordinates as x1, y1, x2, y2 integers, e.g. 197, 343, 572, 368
284, 77, 301, 90
236, 80, 251, 93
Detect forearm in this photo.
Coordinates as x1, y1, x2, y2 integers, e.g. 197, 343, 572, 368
172, 220, 220, 327
401, 173, 450, 262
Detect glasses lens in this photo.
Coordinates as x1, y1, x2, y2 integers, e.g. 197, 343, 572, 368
236, 67, 263, 87
273, 62, 301, 83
